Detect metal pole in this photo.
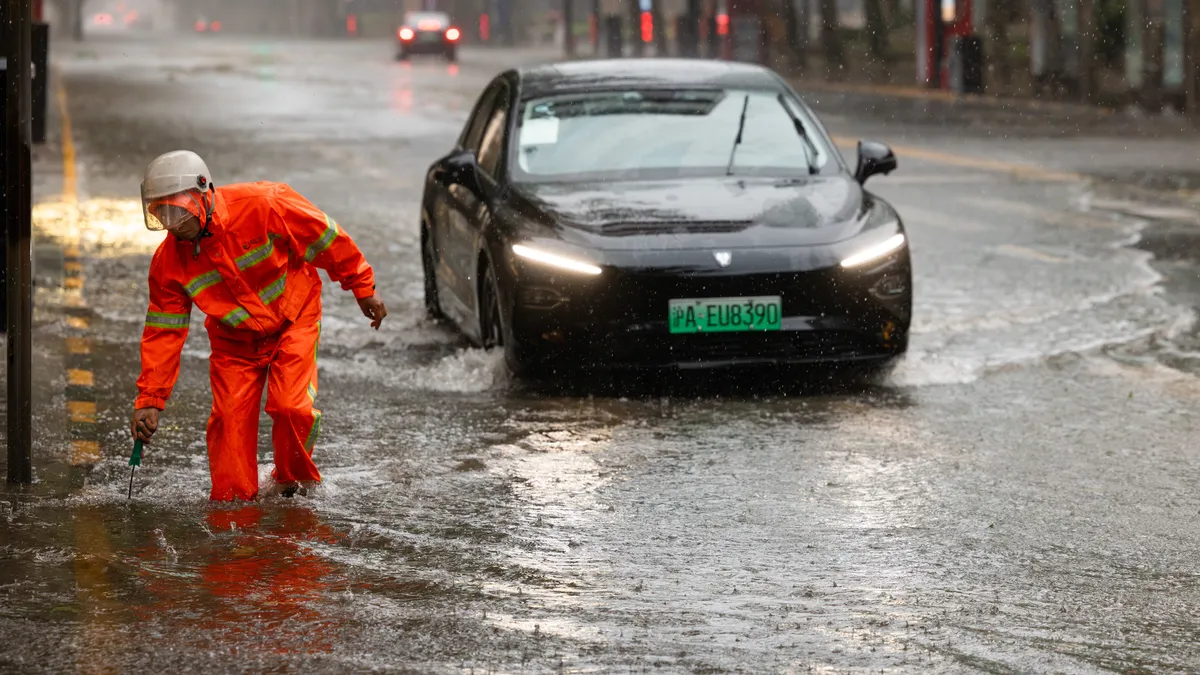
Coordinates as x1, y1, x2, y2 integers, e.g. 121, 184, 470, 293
564, 0, 576, 56
1187, 0, 1200, 115
1141, 0, 1165, 112
5, 0, 33, 485
1078, 0, 1095, 103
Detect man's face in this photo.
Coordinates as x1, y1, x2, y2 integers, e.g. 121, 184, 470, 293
150, 201, 203, 240
168, 214, 203, 240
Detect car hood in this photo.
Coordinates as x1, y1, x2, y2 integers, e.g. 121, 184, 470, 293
511, 177, 870, 251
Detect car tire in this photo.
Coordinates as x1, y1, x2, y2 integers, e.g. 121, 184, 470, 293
421, 226, 444, 320
396, 51, 409, 61
445, 49, 457, 63
479, 262, 504, 350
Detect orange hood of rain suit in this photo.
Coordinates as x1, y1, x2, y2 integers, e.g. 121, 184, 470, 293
135, 182, 376, 501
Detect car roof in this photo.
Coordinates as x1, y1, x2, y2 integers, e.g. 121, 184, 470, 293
515, 59, 786, 100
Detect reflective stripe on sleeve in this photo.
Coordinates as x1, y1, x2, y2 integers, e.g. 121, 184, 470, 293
145, 311, 189, 329
221, 307, 250, 328
185, 270, 223, 297
305, 216, 339, 262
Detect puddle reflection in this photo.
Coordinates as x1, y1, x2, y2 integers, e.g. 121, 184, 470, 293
134, 505, 347, 657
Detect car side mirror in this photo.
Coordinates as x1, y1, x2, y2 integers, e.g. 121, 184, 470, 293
437, 149, 484, 195
854, 140, 897, 185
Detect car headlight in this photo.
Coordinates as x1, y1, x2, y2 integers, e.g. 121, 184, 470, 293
512, 244, 602, 276
840, 233, 906, 268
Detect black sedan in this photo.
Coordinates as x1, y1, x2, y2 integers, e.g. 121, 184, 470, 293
420, 59, 910, 377
396, 11, 460, 62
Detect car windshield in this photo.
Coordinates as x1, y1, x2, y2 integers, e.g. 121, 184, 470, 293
404, 12, 449, 29
511, 88, 837, 183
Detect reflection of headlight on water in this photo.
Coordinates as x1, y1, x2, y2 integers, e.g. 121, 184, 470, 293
34, 198, 165, 256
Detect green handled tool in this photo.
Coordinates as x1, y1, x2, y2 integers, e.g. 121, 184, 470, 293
128, 439, 144, 499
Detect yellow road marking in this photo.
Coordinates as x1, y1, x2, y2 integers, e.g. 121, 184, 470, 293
70, 440, 102, 465
67, 369, 94, 386
64, 261, 83, 273
67, 400, 97, 423
890, 203, 986, 233
64, 277, 83, 289
874, 174, 996, 185
66, 316, 89, 330
54, 71, 77, 204
57, 67, 127, 658
66, 337, 91, 355
830, 135, 1084, 183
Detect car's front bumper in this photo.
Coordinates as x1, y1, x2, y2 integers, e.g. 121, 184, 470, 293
504, 250, 911, 371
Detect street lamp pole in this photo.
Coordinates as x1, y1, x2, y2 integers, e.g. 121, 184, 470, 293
564, 0, 576, 56
4, 0, 34, 485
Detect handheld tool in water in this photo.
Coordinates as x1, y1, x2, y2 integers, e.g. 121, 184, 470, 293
128, 439, 144, 499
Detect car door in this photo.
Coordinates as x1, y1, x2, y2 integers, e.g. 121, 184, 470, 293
435, 83, 498, 326
464, 81, 512, 322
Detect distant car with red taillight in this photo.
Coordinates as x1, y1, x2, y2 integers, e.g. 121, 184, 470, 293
194, 16, 223, 34
396, 11, 459, 62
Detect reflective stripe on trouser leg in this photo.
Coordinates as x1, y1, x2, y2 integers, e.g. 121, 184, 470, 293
264, 321, 323, 486
206, 346, 270, 502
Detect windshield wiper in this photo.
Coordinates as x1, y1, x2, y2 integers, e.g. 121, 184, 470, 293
725, 95, 750, 176
777, 94, 820, 175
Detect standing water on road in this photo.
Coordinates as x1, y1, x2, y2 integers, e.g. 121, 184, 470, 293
4, 27, 1200, 675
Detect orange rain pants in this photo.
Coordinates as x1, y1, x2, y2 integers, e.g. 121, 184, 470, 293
207, 322, 322, 502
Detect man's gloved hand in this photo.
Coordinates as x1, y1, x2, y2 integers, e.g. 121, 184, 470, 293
132, 408, 160, 442
357, 294, 388, 330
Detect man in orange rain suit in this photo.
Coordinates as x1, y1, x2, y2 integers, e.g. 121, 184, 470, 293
130, 150, 388, 501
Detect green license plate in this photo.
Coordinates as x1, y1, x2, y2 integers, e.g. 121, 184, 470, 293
668, 296, 782, 334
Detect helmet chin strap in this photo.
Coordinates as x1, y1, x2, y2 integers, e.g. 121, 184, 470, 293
199, 185, 216, 239
192, 186, 217, 260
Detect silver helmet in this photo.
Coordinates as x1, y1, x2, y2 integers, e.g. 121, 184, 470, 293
140, 150, 214, 231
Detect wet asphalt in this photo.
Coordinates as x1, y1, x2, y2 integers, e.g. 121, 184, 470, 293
2, 33, 1200, 674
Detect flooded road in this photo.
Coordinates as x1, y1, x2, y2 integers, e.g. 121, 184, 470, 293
3, 34, 1200, 673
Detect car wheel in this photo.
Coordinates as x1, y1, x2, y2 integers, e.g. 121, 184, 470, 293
421, 226, 444, 320
479, 263, 504, 350
445, 49, 457, 63
396, 51, 409, 61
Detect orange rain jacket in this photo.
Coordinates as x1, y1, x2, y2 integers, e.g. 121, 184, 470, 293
134, 182, 376, 410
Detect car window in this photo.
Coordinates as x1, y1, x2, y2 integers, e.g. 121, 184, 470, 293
510, 88, 836, 183
460, 85, 499, 152
404, 12, 450, 28
477, 86, 511, 179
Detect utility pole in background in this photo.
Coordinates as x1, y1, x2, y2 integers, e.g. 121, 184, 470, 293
1187, 0, 1200, 115
592, 0, 601, 54
563, 0, 576, 55
680, 0, 700, 57
1077, 0, 1096, 103
628, 0, 642, 56
5, 0, 34, 485
1141, 0, 1165, 111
